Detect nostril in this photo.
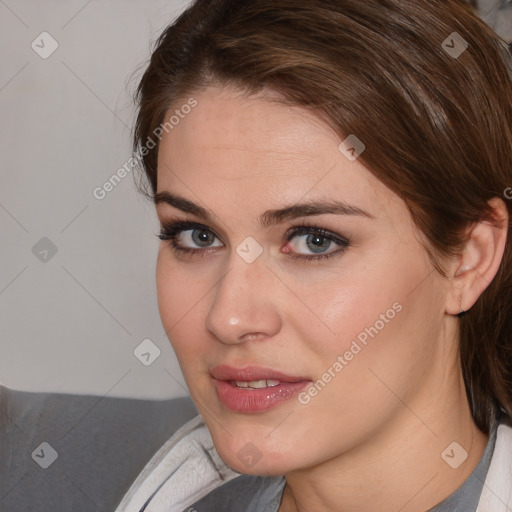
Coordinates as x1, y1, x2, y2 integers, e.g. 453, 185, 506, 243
239, 332, 266, 343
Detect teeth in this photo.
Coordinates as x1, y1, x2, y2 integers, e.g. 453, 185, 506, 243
248, 380, 268, 389
234, 379, 281, 389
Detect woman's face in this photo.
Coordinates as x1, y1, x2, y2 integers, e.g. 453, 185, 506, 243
155, 86, 451, 475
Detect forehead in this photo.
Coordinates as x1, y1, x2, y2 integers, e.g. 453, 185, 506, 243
156, 86, 401, 218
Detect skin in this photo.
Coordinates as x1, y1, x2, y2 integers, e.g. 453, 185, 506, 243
154, 85, 508, 511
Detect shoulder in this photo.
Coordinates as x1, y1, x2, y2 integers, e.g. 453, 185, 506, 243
115, 414, 240, 512
477, 415, 512, 511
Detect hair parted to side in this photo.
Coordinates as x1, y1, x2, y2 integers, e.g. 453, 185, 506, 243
133, 0, 512, 433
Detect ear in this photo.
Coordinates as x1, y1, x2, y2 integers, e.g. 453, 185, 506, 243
446, 197, 509, 315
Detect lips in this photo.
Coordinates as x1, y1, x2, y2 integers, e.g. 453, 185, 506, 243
211, 365, 311, 413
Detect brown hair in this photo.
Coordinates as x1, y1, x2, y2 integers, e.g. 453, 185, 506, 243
132, 0, 512, 433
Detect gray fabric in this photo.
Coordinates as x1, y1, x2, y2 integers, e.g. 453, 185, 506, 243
429, 412, 500, 512
0, 386, 198, 512
185, 414, 501, 512
183, 474, 285, 512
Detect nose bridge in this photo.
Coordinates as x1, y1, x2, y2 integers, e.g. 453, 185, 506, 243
205, 253, 281, 344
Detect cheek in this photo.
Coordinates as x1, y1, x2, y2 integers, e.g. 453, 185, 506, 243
287, 268, 400, 359
301, 271, 444, 419
294, 252, 438, 376
156, 250, 182, 331
155, 250, 207, 358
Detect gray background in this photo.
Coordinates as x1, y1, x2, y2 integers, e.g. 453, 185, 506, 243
1, 0, 511, 401
0, 0, 191, 400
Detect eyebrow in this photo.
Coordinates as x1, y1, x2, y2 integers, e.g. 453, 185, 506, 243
153, 191, 374, 228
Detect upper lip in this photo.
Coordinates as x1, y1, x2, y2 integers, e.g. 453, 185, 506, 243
211, 364, 309, 383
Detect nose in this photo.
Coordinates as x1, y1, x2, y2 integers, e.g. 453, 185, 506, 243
205, 256, 282, 345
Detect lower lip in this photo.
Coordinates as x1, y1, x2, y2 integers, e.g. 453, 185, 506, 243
214, 379, 310, 413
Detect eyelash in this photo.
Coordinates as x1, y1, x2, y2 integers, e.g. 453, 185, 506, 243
157, 220, 350, 262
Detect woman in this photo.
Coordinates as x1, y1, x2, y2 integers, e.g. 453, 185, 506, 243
117, 0, 512, 510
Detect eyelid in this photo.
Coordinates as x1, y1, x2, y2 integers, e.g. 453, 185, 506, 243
158, 219, 226, 243
284, 223, 349, 245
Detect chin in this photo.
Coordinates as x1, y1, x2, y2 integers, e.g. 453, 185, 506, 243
209, 426, 303, 477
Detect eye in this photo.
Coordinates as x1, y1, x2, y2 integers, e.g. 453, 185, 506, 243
158, 220, 223, 254
179, 228, 221, 248
291, 233, 334, 254
284, 225, 350, 260
158, 219, 349, 262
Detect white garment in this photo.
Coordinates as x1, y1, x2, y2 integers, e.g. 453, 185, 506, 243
116, 414, 512, 512
476, 421, 512, 511
114, 415, 239, 512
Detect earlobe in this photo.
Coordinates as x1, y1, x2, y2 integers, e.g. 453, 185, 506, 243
446, 197, 509, 316
454, 289, 467, 318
